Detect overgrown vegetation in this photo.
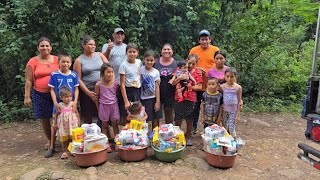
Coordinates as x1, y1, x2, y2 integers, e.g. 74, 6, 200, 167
0, 0, 318, 121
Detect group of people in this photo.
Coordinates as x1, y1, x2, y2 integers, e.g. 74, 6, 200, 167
24, 28, 242, 159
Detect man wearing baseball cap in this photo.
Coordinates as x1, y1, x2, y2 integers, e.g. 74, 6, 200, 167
102, 28, 127, 84
189, 29, 220, 72
188, 29, 220, 138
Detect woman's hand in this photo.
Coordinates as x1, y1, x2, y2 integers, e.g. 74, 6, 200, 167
24, 96, 32, 107
196, 67, 206, 74
87, 91, 98, 101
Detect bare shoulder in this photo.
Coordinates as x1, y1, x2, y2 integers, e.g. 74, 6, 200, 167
235, 83, 242, 90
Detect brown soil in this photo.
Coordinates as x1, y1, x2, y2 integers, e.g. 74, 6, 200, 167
0, 113, 319, 180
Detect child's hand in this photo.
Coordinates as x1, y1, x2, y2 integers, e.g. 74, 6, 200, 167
216, 118, 222, 126
52, 123, 58, 130
236, 116, 240, 123
168, 79, 174, 84
200, 117, 205, 125
72, 103, 77, 113
54, 102, 61, 113
154, 102, 160, 112
125, 101, 131, 110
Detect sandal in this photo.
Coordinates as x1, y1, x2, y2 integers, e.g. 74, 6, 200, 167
44, 143, 50, 150
186, 139, 193, 146
60, 152, 69, 159
44, 148, 55, 158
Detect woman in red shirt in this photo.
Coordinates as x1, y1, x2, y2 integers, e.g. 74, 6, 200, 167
24, 37, 59, 150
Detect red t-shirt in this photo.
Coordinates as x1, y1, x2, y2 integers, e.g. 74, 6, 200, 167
26, 56, 59, 93
175, 69, 203, 102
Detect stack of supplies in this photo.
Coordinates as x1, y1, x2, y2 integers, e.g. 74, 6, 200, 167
201, 124, 245, 155
114, 120, 149, 150
151, 123, 186, 152
68, 123, 109, 153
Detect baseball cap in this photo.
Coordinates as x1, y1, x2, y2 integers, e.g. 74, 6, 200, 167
114, 28, 124, 33
199, 29, 210, 36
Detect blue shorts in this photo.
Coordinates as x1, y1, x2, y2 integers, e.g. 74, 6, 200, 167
141, 98, 162, 121
119, 87, 141, 116
32, 89, 53, 119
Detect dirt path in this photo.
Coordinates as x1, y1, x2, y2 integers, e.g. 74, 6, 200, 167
0, 113, 319, 180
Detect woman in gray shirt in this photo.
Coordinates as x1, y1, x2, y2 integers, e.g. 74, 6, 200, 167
73, 35, 108, 123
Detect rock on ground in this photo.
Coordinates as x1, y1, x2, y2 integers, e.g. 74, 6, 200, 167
277, 169, 305, 178
248, 118, 271, 127
20, 168, 45, 180
185, 156, 212, 170
51, 171, 65, 180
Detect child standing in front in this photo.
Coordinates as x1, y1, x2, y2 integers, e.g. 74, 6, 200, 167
94, 63, 120, 137
119, 43, 142, 124
221, 67, 242, 138
140, 50, 162, 129
53, 86, 80, 159
127, 101, 148, 122
170, 61, 196, 102
45, 52, 79, 158
200, 77, 223, 128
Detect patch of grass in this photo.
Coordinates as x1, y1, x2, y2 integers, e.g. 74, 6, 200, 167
36, 170, 51, 180
243, 97, 302, 113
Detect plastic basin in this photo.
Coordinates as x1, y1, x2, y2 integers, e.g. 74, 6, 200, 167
117, 146, 148, 162
151, 144, 186, 162
74, 148, 108, 167
204, 151, 237, 168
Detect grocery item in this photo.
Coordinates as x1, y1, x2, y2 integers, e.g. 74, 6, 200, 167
159, 123, 174, 141
72, 127, 84, 143
83, 134, 108, 153
81, 123, 101, 138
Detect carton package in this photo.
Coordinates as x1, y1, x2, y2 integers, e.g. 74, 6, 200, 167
72, 127, 84, 143
204, 125, 228, 139
83, 134, 108, 153
117, 129, 141, 145
81, 123, 101, 139
159, 123, 174, 141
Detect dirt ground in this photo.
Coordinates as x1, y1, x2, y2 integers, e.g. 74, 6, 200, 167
0, 112, 320, 180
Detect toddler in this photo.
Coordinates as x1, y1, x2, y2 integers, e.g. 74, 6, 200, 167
127, 101, 148, 122
170, 61, 196, 102
53, 86, 80, 159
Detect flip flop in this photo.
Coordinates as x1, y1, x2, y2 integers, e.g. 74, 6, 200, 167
44, 148, 55, 158
44, 143, 50, 150
60, 152, 69, 159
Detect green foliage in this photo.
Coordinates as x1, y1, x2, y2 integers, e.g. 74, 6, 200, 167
0, 0, 319, 121
0, 98, 33, 123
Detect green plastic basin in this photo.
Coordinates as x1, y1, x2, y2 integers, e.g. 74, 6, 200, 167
151, 143, 186, 162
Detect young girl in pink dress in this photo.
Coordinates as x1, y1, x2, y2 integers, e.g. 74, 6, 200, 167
53, 86, 80, 159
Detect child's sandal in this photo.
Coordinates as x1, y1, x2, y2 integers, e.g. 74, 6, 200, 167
60, 152, 69, 159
